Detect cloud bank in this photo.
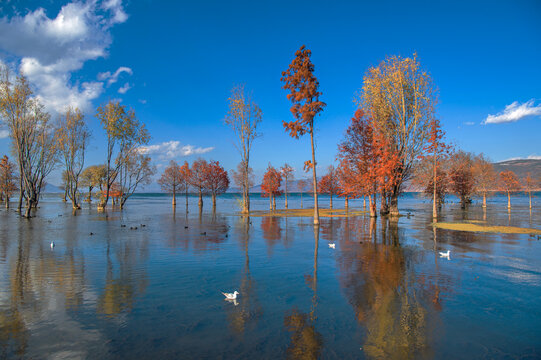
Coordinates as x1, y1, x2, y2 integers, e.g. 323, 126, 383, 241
0, 1, 128, 113
138, 141, 214, 159
484, 99, 541, 124
501, 154, 541, 162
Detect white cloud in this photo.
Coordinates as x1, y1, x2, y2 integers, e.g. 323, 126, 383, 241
0, 130, 9, 138
464, 121, 475, 126
484, 99, 541, 124
138, 141, 214, 159
97, 66, 133, 86
118, 82, 131, 94
0, 1, 128, 113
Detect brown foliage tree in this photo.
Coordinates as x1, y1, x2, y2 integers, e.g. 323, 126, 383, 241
499, 170, 521, 209
318, 165, 339, 209
203, 160, 230, 209
448, 151, 475, 209
189, 159, 208, 209
0, 155, 18, 208
80, 165, 107, 203
472, 153, 496, 208
179, 161, 192, 208
261, 164, 282, 210
281, 163, 294, 209
523, 172, 536, 210
281, 45, 326, 225
158, 160, 182, 206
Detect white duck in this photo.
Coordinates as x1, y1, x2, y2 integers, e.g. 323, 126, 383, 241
222, 291, 239, 300
439, 250, 450, 259
329, 243, 336, 249
50, 241, 55, 249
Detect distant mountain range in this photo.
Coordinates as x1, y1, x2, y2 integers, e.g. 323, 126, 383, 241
493, 159, 541, 181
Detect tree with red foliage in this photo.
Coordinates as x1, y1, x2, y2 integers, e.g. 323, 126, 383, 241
281, 163, 294, 209
281, 45, 326, 225
179, 161, 191, 209
499, 170, 521, 209
189, 159, 208, 209
336, 162, 359, 210
448, 151, 475, 209
203, 160, 230, 209
318, 165, 339, 209
158, 160, 182, 206
261, 163, 282, 210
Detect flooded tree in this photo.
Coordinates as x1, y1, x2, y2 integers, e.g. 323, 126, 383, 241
203, 160, 230, 210
80, 165, 107, 203
499, 170, 521, 209
189, 159, 209, 209
117, 150, 155, 209
281, 45, 326, 225
297, 179, 307, 209
158, 160, 182, 206
179, 161, 192, 209
523, 173, 536, 210
448, 150, 476, 209
56, 107, 90, 209
472, 153, 496, 208
224, 84, 262, 214
318, 165, 339, 209
96, 100, 150, 209
281, 163, 294, 209
0, 69, 59, 217
0, 155, 18, 208
360, 53, 437, 216
261, 164, 282, 210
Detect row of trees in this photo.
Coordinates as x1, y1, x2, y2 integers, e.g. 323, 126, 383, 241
158, 159, 229, 209
0, 65, 155, 217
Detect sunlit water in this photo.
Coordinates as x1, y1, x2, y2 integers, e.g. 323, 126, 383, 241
1, 192, 540, 359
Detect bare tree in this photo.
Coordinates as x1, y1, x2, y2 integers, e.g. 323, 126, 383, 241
281, 164, 294, 209
158, 160, 182, 206
118, 150, 155, 209
56, 107, 90, 209
224, 84, 262, 214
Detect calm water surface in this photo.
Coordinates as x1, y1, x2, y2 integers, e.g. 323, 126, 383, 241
1, 193, 540, 359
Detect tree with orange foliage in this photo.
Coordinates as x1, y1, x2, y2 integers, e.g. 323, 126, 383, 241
281, 164, 294, 209
189, 159, 208, 209
203, 160, 230, 209
523, 172, 536, 210
0, 155, 18, 208
281, 45, 326, 225
336, 162, 359, 210
179, 161, 191, 209
472, 153, 496, 208
318, 165, 339, 209
158, 160, 182, 206
499, 170, 521, 209
297, 179, 307, 209
261, 164, 282, 210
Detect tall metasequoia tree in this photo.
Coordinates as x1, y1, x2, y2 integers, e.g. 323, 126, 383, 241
158, 160, 182, 206
0, 155, 18, 208
224, 84, 262, 214
318, 165, 339, 209
96, 100, 150, 209
0, 68, 58, 217
179, 161, 192, 209
261, 164, 282, 211
203, 160, 230, 209
472, 153, 496, 208
360, 53, 437, 216
56, 107, 90, 209
281, 163, 294, 209
499, 171, 521, 209
281, 45, 326, 225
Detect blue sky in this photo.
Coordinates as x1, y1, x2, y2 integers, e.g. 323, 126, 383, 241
0, 0, 540, 185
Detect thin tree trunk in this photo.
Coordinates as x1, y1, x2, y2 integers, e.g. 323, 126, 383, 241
433, 153, 437, 220
310, 128, 319, 225
363, 196, 366, 210
272, 194, 276, 210
300, 192, 303, 208
507, 191, 511, 209
212, 193, 216, 209
380, 192, 389, 215
198, 187, 203, 209
185, 187, 189, 211
345, 197, 348, 210
369, 193, 377, 218
172, 186, 176, 206
330, 194, 333, 209
483, 192, 487, 208
529, 192, 532, 209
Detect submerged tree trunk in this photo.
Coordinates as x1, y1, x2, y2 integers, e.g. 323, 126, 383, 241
482, 192, 487, 208
300, 192, 303, 209
368, 193, 377, 218
198, 187, 203, 209
389, 182, 400, 216
310, 127, 319, 226
272, 194, 276, 210
212, 193, 217, 209
344, 197, 348, 210
329, 194, 333, 209
285, 179, 288, 209
172, 186, 176, 206
507, 191, 511, 209
380, 192, 389, 215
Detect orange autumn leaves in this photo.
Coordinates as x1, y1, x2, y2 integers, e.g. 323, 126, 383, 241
337, 109, 400, 217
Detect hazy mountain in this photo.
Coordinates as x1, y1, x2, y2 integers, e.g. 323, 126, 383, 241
493, 159, 541, 180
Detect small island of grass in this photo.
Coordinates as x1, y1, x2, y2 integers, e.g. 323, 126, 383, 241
432, 222, 541, 235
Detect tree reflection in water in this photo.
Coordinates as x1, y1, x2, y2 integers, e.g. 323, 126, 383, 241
284, 226, 323, 359
339, 217, 430, 359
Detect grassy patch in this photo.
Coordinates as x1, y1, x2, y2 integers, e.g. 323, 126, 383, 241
433, 222, 541, 235
245, 208, 368, 218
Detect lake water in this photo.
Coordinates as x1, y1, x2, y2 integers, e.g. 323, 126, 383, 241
1, 192, 540, 359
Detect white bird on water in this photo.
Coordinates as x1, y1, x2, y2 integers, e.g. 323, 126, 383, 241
222, 291, 239, 300
439, 250, 450, 259
50, 241, 55, 249
329, 243, 336, 249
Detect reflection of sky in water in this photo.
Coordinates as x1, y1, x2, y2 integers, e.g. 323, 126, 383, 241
0, 192, 539, 358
